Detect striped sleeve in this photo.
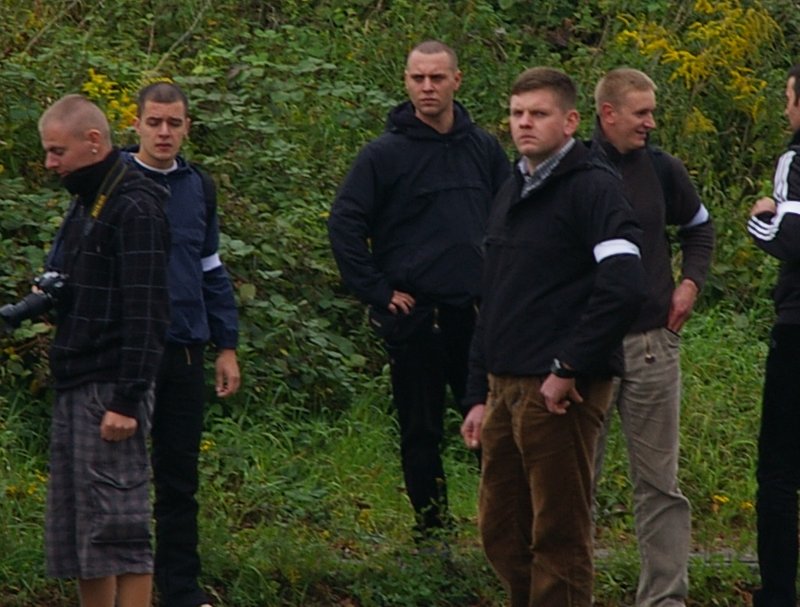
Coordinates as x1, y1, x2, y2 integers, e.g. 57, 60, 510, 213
748, 149, 800, 260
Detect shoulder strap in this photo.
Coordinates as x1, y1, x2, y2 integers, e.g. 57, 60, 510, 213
191, 162, 216, 219
647, 145, 673, 204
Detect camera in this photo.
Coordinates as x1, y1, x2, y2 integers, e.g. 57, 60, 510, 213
0, 271, 69, 330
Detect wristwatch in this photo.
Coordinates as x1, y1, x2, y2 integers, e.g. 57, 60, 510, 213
550, 358, 576, 379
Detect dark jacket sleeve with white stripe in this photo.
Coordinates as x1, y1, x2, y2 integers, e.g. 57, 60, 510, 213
747, 132, 800, 323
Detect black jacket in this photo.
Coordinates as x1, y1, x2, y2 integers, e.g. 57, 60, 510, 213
328, 101, 510, 308
465, 141, 646, 406
48, 150, 171, 418
748, 129, 800, 324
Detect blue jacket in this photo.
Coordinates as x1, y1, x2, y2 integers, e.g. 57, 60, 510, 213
122, 150, 239, 349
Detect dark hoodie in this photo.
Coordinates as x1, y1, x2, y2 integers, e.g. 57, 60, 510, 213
328, 100, 510, 308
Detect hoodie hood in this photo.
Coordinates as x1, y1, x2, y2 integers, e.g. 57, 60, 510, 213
385, 100, 474, 141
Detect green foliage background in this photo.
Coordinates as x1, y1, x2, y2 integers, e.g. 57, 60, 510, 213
0, 0, 797, 604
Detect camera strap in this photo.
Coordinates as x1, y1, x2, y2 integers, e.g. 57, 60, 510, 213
83, 154, 130, 237
47, 155, 131, 272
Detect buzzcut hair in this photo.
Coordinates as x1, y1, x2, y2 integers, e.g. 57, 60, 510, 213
136, 81, 189, 116
38, 94, 111, 145
511, 67, 577, 111
407, 40, 458, 71
594, 68, 657, 114
788, 64, 800, 106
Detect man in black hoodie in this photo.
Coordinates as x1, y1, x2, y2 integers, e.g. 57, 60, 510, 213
328, 40, 510, 539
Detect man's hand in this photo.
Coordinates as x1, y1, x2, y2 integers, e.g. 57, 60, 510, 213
215, 348, 241, 398
460, 404, 485, 450
540, 375, 583, 415
100, 411, 138, 442
750, 196, 776, 217
388, 290, 415, 315
667, 278, 698, 333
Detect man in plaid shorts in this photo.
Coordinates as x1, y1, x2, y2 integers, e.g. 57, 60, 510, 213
38, 94, 170, 607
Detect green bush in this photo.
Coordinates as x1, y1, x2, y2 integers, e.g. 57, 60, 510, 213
0, 0, 796, 604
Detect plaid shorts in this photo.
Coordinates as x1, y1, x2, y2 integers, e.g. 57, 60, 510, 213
45, 382, 154, 579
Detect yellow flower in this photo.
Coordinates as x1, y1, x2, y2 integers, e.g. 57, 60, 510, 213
684, 107, 717, 135
80, 69, 139, 134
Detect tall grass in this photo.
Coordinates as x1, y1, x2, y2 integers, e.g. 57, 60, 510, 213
0, 304, 773, 605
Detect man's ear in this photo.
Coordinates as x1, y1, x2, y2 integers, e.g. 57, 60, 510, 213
565, 108, 580, 137
86, 128, 103, 148
599, 101, 616, 124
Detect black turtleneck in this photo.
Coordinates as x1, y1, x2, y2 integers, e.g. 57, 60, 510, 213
62, 148, 121, 203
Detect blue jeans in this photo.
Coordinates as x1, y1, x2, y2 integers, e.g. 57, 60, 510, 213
754, 324, 800, 607
152, 343, 209, 607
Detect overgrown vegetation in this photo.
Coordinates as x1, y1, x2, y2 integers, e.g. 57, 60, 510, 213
0, 0, 796, 604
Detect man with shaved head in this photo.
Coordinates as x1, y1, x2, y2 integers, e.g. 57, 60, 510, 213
38, 94, 170, 607
328, 40, 510, 541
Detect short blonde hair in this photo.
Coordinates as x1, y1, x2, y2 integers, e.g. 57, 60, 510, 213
594, 68, 657, 114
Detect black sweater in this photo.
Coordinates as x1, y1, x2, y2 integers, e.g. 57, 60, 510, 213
748, 129, 800, 324
593, 131, 714, 333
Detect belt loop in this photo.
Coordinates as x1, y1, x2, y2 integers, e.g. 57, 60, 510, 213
185, 346, 192, 366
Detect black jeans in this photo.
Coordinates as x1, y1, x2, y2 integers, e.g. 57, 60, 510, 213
151, 343, 209, 607
755, 324, 800, 607
385, 303, 476, 535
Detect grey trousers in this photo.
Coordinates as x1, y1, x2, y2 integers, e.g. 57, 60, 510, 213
594, 328, 691, 607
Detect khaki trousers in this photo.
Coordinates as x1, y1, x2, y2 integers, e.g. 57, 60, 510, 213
594, 328, 690, 606
479, 374, 613, 607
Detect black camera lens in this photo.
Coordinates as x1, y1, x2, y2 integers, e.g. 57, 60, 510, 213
0, 271, 69, 330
